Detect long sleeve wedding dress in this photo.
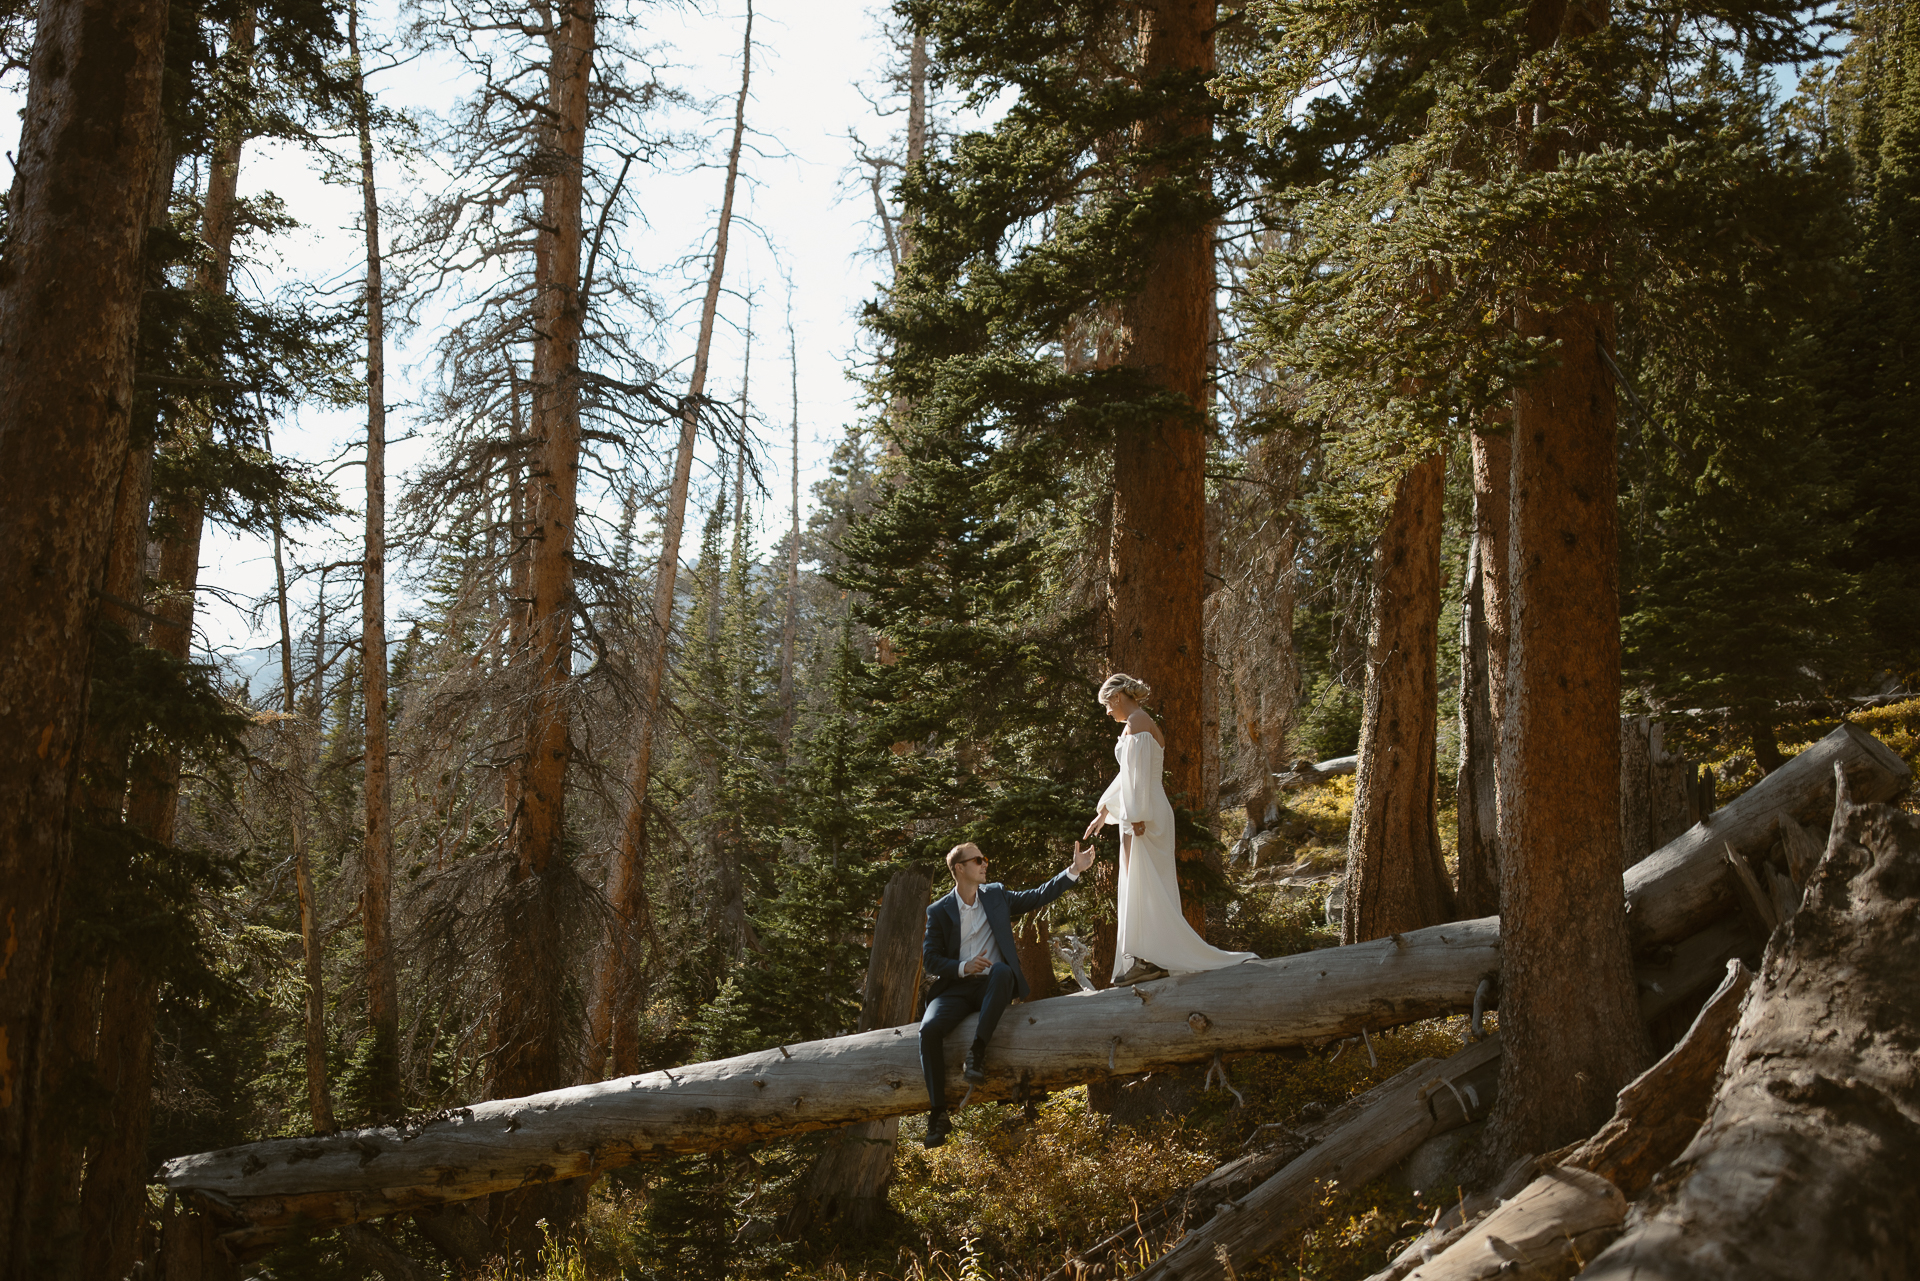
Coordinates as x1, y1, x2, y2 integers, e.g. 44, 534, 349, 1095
1098, 728, 1256, 981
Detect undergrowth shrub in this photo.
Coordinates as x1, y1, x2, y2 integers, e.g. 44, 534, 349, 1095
1706, 697, 1920, 807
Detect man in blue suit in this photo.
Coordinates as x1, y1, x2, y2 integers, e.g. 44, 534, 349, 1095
919, 838, 1096, 1147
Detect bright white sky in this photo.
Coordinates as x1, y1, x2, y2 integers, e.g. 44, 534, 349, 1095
201, 0, 917, 665
5, 1, 932, 667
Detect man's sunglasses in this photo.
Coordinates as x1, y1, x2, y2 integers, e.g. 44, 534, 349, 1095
953, 855, 987, 867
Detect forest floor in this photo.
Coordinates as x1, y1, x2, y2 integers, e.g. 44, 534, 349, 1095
443, 701, 1920, 1281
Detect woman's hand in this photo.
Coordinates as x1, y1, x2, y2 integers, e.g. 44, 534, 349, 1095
1082, 808, 1107, 841
1131, 820, 1145, 836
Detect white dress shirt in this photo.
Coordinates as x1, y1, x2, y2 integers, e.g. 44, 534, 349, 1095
957, 891, 1003, 970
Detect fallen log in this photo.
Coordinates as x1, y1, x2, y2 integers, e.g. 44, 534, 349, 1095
1128, 1037, 1504, 1281
160, 919, 1503, 1253
1569, 959, 1755, 1200
1054, 1040, 1500, 1281
1376, 960, 1758, 1281
1620, 722, 1909, 947
1397, 1165, 1625, 1281
1362, 954, 1756, 1281
1272, 754, 1359, 790
1578, 788, 1920, 1279
155, 724, 1907, 1258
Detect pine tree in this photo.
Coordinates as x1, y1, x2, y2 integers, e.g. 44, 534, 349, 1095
1819, 0, 1920, 686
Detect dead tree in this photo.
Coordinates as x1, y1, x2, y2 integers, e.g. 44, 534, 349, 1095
1453, 426, 1507, 917
350, 0, 402, 1119
587, 0, 756, 1081
1581, 784, 1920, 1279
163, 919, 1505, 1252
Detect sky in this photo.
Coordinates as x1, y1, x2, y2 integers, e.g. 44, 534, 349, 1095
7, 1, 924, 669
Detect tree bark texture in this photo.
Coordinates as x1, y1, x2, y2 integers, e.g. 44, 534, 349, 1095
0, 0, 170, 1259
1618, 716, 1700, 870
161, 919, 1504, 1251
784, 865, 933, 1237
1582, 796, 1920, 1279
587, 0, 752, 1081
1219, 434, 1301, 862
1562, 958, 1753, 1201
350, 0, 402, 1121
1490, 281, 1649, 1160
1110, 0, 1214, 852
1344, 452, 1455, 944
493, 0, 594, 1110
23, 130, 176, 1281
1454, 430, 1508, 918
1396, 1165, 1625, 1281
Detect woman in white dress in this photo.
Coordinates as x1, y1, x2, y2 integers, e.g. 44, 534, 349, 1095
1081, 674, 1257, 984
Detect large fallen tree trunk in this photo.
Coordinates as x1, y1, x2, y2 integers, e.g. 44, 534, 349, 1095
1131, 1037, 1504, 1281
161, 920, 1503, 1252
1620, 723, 1907, 946
1578, 787, 1920, 1279
1368, 961, 1757, 1281
1055, 1037, 1502, 1281
157, 724, 1907, 1257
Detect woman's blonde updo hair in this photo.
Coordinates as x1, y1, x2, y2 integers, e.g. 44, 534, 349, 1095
1098, 673, 1151, 706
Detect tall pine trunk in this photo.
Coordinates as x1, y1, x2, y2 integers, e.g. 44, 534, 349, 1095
0, 0, 171, 1258
587, 0, 753, 1081
1454, 427, 1509, 917
1487, 0, 1651, 1157
74, 48, 258, 1268
494, 0, 593, 1101
779, 299, 800, 751
271, 466, 335, 1134
23, 115, 177, 1277
1341, 451, 1455, 943
1111, 0, 1214, 936
487, 0, 595, 1254
350, 0, 401, 1120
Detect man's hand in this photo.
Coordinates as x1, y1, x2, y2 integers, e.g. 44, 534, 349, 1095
965, 952, 993, 976
1081, 808, 1106, 841
1070, 840, 1096, 876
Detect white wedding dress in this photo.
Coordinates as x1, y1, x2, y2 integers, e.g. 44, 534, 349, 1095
1099, 729, 1256, 981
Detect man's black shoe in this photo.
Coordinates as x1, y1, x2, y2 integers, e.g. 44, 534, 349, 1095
923, 1112, 951, 1148
963, 1039, 988, 1084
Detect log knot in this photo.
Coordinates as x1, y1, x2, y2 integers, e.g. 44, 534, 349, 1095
1188, 1012, 1212, 1034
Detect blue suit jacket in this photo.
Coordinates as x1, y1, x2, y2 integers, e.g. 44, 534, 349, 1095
923, 868, 1081, 1004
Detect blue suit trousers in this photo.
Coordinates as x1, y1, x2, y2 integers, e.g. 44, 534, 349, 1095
919, 962, 1015, 1114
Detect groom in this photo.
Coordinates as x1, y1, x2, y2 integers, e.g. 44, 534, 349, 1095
919, 838, 1097, 1147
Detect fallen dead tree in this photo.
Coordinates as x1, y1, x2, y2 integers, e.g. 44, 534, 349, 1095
1125, 1037, 1503, 1281
1053, 1038, 1501, 1281
1371, 766, 1920, 1281
161, 919, 1503, 1253
1579, 785, 1920, 1279
1619, 723, 1907, 945
1363, 960, 1755, 1281
1271, 754, 1359, 791
157, 723, 1908, 1260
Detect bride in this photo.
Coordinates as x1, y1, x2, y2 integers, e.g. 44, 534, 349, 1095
1082, 673, 1256, 984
